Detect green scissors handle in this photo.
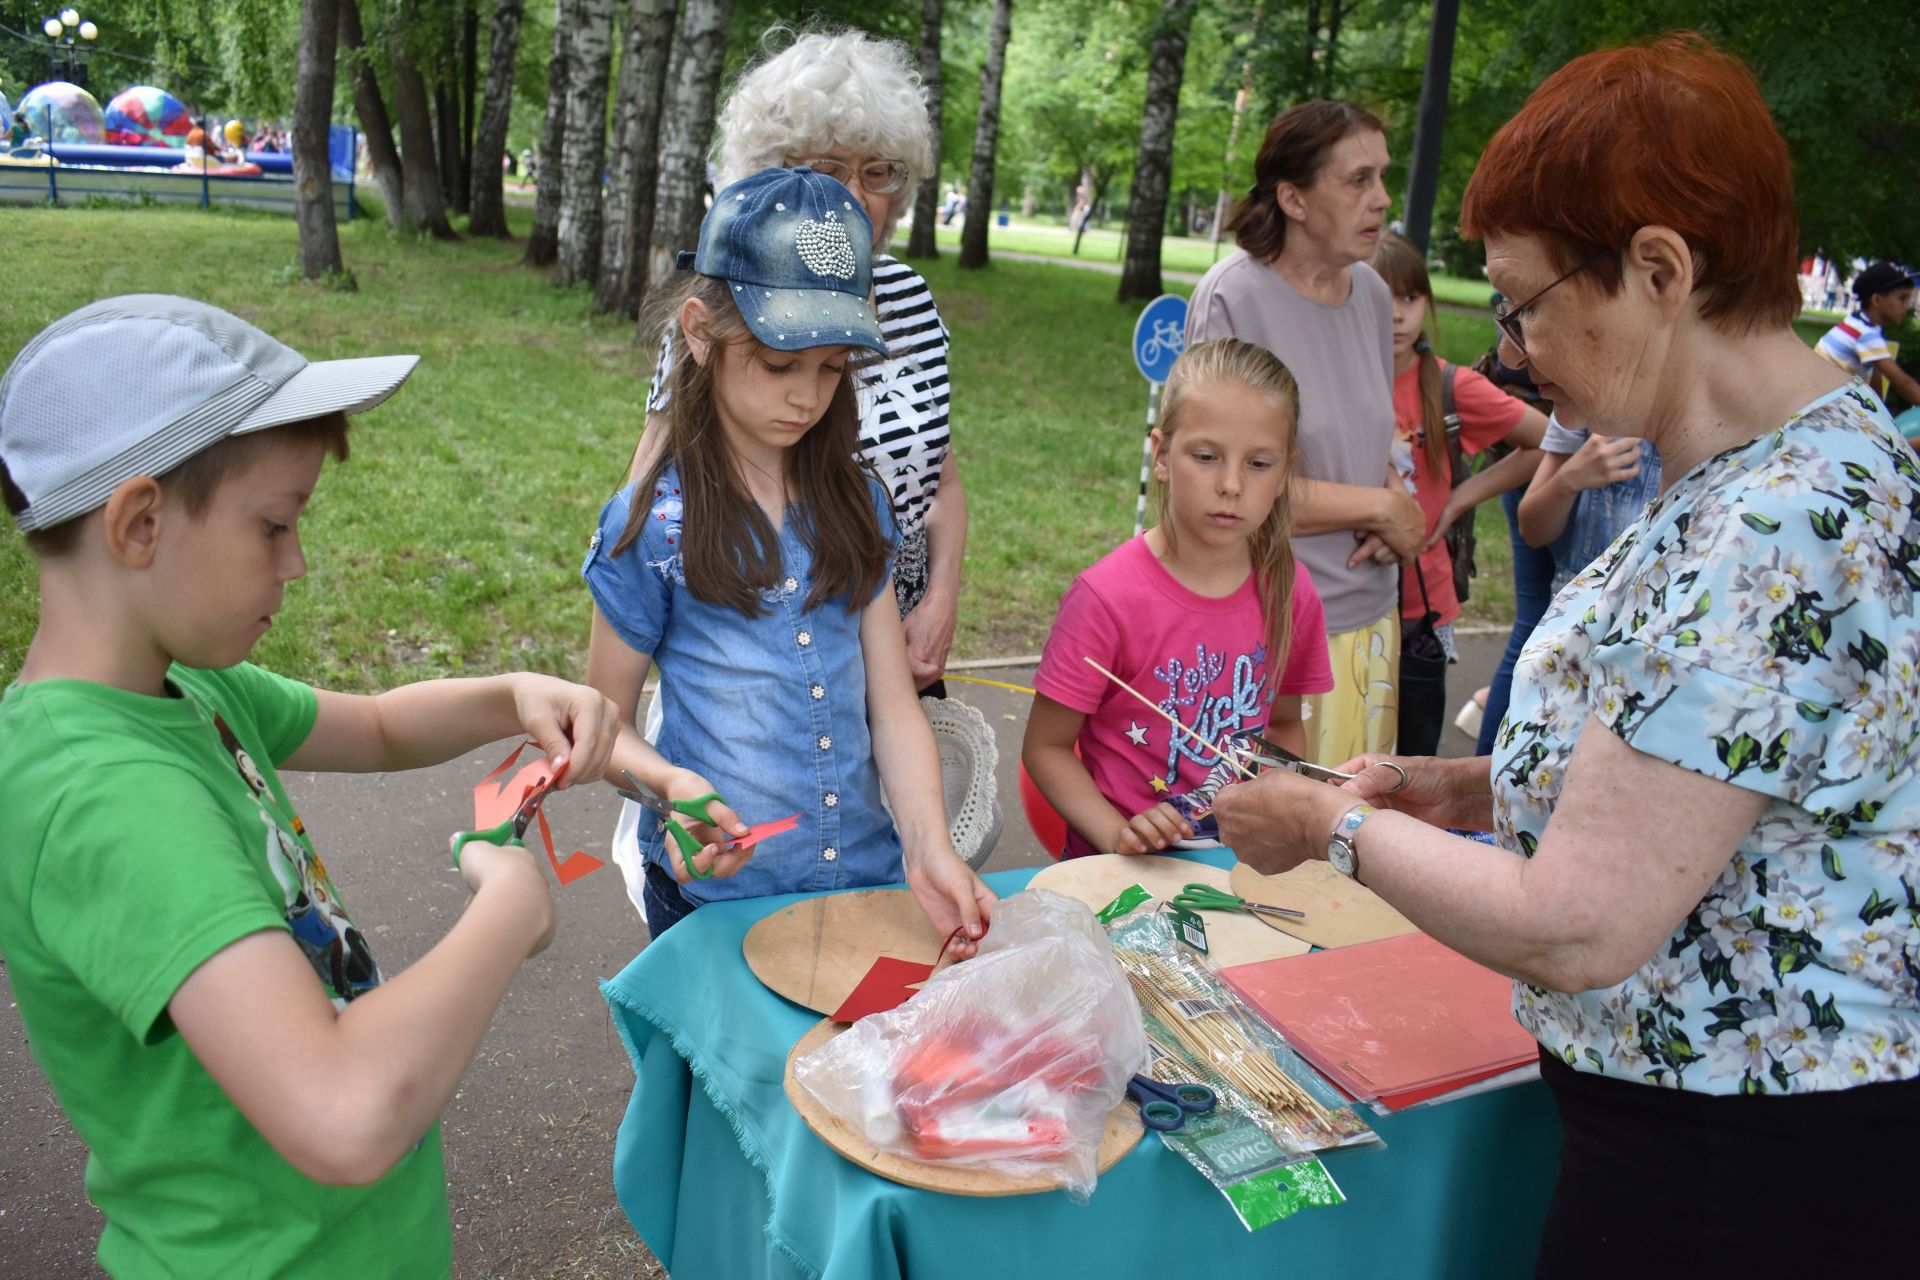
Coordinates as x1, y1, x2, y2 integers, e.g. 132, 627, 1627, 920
1171, 882, 1306, 920
616, 771, 726, 880
450, 816, 523, 866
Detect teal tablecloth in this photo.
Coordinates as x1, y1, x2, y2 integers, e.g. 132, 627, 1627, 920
603, 854, 1562, 1280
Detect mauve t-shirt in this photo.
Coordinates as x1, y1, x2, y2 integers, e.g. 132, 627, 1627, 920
1186, 251, 1397, 634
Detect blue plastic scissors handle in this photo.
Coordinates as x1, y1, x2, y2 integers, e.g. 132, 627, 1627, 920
1126, 1073, 1216, 1131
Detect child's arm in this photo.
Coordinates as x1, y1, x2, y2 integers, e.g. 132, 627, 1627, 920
167, 834, 553, 1186
1265, 696, 1308, 759
1419, 448, 1543, 552
903, 452, 968, 690
584, 607, 754, 881
286, 674, 620, 789
1516, 435, 1644, 548
1021, 694, 1193, 855
859, 586, 996, 955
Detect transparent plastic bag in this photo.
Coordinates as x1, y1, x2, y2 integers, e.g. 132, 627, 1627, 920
792, 889, 1147, 1202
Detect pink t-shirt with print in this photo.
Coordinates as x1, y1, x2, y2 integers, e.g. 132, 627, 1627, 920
1033, 536, 1334, 857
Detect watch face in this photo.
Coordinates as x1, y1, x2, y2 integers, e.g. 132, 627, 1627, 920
1326, 835, 1356, 877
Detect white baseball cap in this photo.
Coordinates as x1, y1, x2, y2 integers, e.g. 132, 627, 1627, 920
0, 294, 417, 532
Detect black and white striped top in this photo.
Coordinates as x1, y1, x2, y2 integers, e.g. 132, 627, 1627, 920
645, 255, 954, 615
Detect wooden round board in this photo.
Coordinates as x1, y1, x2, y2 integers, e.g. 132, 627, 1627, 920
1228, 859, 1418, 950
1026, 854, 1310, 967
744, 888, 948, 1018
783, 1018, 1144, 1196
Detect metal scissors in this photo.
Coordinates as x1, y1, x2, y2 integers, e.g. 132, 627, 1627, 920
1242, 733, 1408, 793
613, 770, 727, 880
1169, 882, 1307, 921
450, 764, 563, 866
1126, 1073, 1217, 1132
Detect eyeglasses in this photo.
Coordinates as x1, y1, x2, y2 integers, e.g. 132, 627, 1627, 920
1493, 249, 1613, 356
796, 158, 911, 197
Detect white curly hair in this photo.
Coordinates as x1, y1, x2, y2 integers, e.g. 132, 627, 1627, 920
716, 28, 935, 246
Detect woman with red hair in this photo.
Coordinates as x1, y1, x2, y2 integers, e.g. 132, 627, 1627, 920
1215, 34, 1918, 1270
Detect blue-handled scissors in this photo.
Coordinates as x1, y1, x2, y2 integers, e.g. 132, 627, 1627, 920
1126, 1073, 1217, 1131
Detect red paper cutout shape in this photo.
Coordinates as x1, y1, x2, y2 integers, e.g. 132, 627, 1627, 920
726, 813, 801, 851
830, 955, 936, 1023
470, 742, 608, 886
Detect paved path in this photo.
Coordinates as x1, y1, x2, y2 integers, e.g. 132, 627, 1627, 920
0, 634, 1507, 1278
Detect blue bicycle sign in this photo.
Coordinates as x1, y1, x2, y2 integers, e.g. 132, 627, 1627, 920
1131, 294, 1188, 384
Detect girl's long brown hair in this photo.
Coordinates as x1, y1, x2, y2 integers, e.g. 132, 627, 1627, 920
1370, 232, 1448, 478
612, 272, 888, 615
1153, 338, 1300, 696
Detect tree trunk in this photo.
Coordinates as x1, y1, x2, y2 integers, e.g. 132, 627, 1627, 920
594, 0, 678, 316
957, 0, 1012, 271
339, 0, 403, 227
460, 0, 479, 206
1323, 0, 1345, 96
1210, 4, 1259, 256
436, 74, 460, 210
903, 0, 943, 260
524, 0, 573, 267
294, 0, 345, 279
554, 0, 616, 287
469, 0, 525, 237
1303, 0, 1321, 92
390, 32, 458, 238
644, 0, 734, 294
1117, 0, 1194, 302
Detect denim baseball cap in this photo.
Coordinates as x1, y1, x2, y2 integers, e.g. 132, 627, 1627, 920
0, 294, 416, 532
679, 166, 888, 357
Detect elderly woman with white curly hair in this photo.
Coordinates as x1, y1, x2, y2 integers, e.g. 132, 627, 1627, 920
638, 28, 966, 695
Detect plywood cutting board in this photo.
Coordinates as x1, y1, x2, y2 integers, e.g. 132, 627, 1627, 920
1027, 854, 1311, 967
1228, 860, 1418, 949
743, 889, 950, 1018
783, 1018, 1144, 1195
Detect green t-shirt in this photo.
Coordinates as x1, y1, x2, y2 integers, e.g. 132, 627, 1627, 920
0, 663, 451, 1278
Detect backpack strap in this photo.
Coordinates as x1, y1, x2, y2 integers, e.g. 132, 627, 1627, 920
1440, 364, 1469, 488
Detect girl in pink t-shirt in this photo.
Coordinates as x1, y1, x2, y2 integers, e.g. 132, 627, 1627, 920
1024, 339, 1335, 857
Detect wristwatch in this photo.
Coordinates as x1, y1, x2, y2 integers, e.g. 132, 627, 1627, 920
1327, 803, 1378, 881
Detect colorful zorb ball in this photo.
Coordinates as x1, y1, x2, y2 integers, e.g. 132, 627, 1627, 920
104, 85, 193, 148
0, 91, 13, 139
16, 81, 105, 145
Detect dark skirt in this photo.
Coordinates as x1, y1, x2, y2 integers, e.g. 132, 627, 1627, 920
1535, 1047, 1919, 1277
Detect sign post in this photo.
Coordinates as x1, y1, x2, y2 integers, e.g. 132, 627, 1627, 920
1129, 293, 1188, 536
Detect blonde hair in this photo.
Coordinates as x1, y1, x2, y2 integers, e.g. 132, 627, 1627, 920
1154, 338, 1301, 695
716, 28, 935, 248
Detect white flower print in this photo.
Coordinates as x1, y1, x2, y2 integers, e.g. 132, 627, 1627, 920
1702, 904, 1773, 992
1705, 1006, 1776, 1081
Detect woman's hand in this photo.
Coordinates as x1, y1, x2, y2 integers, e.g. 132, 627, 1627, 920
1111, 802, 1192, 854
1558, 434, 1642, 493
660, 768, 755, 883
904, 844, 997, 960
901, 588, 957, 690
508, 674, 620, 789
1211, 770, 1355, 875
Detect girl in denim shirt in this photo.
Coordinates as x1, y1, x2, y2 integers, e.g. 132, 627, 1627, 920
1517, 415, 1664, 593
582, 167, 995, 952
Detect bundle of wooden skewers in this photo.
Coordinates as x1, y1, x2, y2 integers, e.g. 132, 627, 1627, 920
1110, 924, 1377, 1156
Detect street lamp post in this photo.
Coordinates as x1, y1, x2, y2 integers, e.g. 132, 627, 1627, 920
40, 10, 99, 90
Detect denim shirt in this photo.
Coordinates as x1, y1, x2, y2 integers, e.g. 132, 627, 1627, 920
1542, 420, 1664, 594
583, 465, 900, 905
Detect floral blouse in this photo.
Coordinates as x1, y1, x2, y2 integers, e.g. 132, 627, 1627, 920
1493, 385, 1920, 1095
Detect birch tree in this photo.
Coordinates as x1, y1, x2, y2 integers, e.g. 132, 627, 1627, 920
553, 0, 616, 286
468, 0, 525, 238
1117, 0, 1194, 301
903, 0, 944, 260
293, 0, 345, 279
958, 0, 1013, 271
594, 0, 678, 316
524, 0, 574, 267
644, 0, 734, 295
389, 5, 457, 238
339, 0, 404, 226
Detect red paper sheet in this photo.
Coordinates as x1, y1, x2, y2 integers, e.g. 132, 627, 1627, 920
1220, 932, 1537, 1109
829, 956, 935, 1022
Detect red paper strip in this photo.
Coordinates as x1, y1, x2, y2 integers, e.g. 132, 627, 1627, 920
726, 813, 801, 852
829, 955, 935, 1022
470, 742, 607, 886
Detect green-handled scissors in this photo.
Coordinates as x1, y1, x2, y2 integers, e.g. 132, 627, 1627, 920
613, 769, 727, 880
1170, 882, 1307, 921
450, 763, 563, 867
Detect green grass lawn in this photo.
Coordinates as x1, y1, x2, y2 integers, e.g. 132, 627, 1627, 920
8, 203, 1527, 691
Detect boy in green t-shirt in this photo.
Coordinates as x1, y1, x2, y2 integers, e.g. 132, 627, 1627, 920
0, 295, 620, 1278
